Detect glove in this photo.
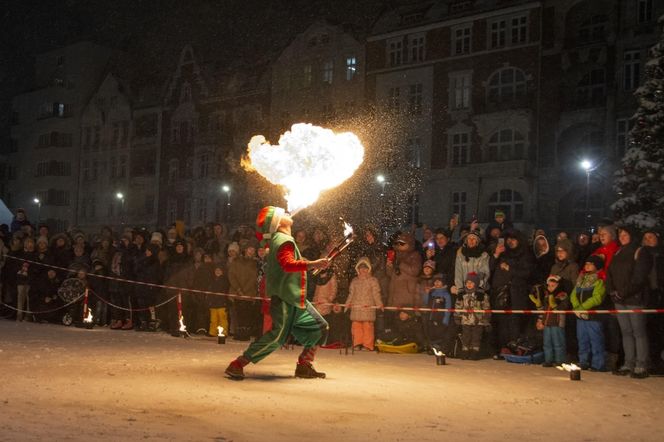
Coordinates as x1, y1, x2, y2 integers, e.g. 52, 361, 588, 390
574, 311, 589, 320
529, 293, 542, 309
547, 295, 557, 309
610, 290, 624, 304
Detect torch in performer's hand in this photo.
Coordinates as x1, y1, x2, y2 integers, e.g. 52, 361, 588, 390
311, 219, 354, 276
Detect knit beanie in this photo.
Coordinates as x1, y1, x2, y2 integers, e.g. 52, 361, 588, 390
465, 272, 481, 287
494, 209, 505, 218
423, 259, 436, 270
255, 206, 285, 247
585, 255, 604, 271
546, 274, 561, 284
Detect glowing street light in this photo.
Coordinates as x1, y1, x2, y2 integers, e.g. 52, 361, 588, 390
579, 159, 594, 227
33, 198, 41, 224
580, 160, 592, 171
116, 192, 125, 224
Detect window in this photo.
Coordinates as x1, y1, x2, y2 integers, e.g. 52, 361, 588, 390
616, 118, 634, 157
167, 199, 177, 225
303, 64, 312, 87
487, 67, 527, 103
451, 191, 467, 221
199, 153, 209, 178
322, 61, 334, 84
489, 19, 506, 48
388, 87, 400, 112
637, 0, 653, 23
511, 15, 528, 44
168, 159, 179, 184
118, 156, 127, 178
198, 198, 207, 222
92, 160, 99, 181
408, 83, 423, 115
109, 157, 117, 178
449, 72, 472, 110
180, 121, 191, 143
450, 132, 470, 166
121, 121, 129, 147
145, 195, 155, 215
453, 25, 472, 55
487, 129, 525, 161
578, 15, 607, 44
489, 189, 524, 221
389, 39, 403, 66
112, 122, 119, 146
409, 35, 425, 62
34, 161, 71, 177
406, 138, 422, 168
345, 57, 357, 80
576, 69, 606, 107
181, 82, 192, 102
623, 50, 641, 90
84, 127, 91, 148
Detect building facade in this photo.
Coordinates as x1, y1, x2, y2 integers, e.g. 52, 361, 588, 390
7, 42, 113, 231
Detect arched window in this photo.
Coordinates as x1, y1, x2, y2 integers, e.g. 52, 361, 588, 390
488, 189, 524, 221
576, 69, 605, 108
487, 129, 525, 161
577, 14, 607, 44
487, 67, 526, 103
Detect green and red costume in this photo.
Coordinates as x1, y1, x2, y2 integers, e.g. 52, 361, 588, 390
242, 231, 329, 364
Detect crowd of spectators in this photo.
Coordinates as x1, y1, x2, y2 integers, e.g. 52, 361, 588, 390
1, 207, 663, 378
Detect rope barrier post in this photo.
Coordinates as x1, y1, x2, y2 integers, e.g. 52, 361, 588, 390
82, 288, 94, 329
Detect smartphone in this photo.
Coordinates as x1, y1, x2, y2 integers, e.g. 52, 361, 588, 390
498, 238, 505, 246
427, 240, 435, 249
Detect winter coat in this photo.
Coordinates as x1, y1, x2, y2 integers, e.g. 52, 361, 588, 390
454, 289, 491, 326
550, 239, 579, 293
606, 242, 653, 306
531, 285, 569, 328
490, 232, 535, 310
313, 273, 338, 316
532, 235, 554, 285
454, 245, 490, 290
135, 253, 163, 285
571, 272, 606, 317
432, 243, 456, 287
591, 241, 619, 280
16, 250, 38, 285
426, 287, 453, 326
228, 256, 258, 297
208, 275, 230, 309
10, 217, 30, 233
387, 233, 422, 308
346, 275, 382, 322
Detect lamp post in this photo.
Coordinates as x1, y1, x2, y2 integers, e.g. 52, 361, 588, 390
116, 192, 125, 225
376, 174, 386, 197
222, 185, 231, 222
580, 160, 593, 228
33, 198, 41, 224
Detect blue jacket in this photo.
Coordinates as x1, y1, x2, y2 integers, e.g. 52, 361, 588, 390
427, 287, 453, 326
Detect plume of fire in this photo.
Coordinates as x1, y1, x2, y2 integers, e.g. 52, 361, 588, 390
242, 123, 364, 214
432, 348, 445, 357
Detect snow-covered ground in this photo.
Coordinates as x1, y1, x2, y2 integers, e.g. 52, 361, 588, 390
0, 320, 662, 441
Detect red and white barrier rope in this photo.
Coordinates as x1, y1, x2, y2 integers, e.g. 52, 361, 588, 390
5, 255, 664, 315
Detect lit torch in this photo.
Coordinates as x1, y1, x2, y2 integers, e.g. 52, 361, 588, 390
432, 347, 446, 366
242, 123, 365, 215
557, 363, 582, 381
178, 316, 189, 338
82, 288, 94, 329
217, 326, 226, 345
312, 219, 354, 276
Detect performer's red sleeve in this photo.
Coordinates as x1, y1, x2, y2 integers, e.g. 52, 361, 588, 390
277, 243, 308, 272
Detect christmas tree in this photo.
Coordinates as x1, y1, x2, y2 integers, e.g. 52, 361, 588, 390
612, 15, 664, 229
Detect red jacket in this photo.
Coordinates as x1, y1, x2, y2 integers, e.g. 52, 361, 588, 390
591, 241, 619, 280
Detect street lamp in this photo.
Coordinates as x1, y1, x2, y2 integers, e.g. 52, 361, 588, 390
33, 198, 41, 224
580, 159, 594, 227
222, 185, 231, 221
376, 174, 386, 197
116, 192, 125, 224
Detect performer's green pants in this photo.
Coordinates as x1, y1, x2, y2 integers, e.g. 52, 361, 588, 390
243, 297, 328, 364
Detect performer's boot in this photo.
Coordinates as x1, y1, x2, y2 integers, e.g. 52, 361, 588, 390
225, 356, 250, 380
295, 346, 325, 379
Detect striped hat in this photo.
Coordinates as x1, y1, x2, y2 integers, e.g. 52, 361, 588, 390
255, 206, 285, 246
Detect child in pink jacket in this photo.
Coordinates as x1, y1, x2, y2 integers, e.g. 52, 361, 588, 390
346, 257, 383, 351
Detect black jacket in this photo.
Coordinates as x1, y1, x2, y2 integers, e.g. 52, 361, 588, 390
606, 242, 653, 306
490, 233, 535, 310
433, 244, 457, 288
